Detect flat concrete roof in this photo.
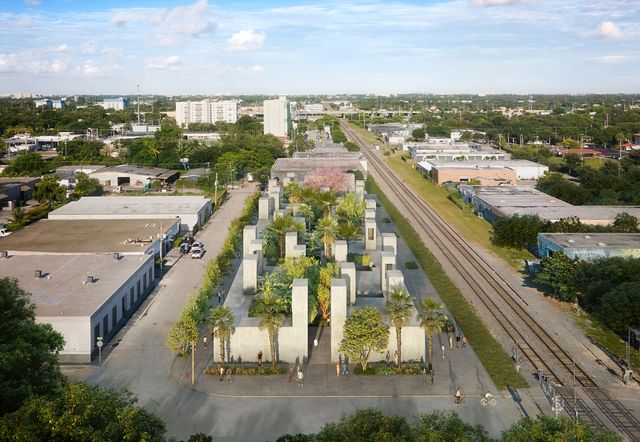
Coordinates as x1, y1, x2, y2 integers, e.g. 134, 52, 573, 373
0, 254, 150, 317
271, 157, 366, 174
422, 160, 548, 169
49, 195, 210, 217
540, 233, 640, 249
468, 185, 572, 208
497, 206, 640, 222
0, 219, 174, 254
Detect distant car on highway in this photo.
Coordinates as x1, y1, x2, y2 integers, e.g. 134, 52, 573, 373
191, 247, 205, 259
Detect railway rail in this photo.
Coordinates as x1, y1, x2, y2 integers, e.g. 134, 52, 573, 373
341, 120, 640, 441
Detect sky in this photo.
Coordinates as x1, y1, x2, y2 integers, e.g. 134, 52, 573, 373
0, 0, 639, 95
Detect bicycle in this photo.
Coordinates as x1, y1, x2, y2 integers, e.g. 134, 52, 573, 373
480, 395, 497, 406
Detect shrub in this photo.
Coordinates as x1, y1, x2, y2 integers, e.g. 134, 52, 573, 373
174, 237, 183, 247
353, 363, 423, 375
380, 217, 392, 223
405, 261, 419, 270
347, 253, 372, 267
204, 364, 287, 376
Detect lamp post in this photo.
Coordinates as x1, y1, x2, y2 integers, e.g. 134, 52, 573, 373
96, 336, 103, 365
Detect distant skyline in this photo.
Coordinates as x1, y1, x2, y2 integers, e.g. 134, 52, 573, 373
1, 0, 639, 95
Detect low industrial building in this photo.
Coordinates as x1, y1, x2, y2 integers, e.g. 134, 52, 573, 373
0, 218, 179, 362
406, 142, 509, 162
461, 185, 640, 225
270, 157, 367, 185
48, 195, 212, 232
418, 159, 548, 182
538, 233, 640, 260
0, 177, 40, 210
89, 165, 179, 189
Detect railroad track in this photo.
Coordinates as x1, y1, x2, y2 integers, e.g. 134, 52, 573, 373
341, 120, 640, 441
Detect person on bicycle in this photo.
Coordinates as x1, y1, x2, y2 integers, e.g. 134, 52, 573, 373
485, 391, 494, 401
455, 388, 463, 404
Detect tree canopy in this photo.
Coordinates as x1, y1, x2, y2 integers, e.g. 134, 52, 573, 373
339, 306, 389, 371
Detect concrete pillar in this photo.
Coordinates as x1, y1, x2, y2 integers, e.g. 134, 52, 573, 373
285, 231, 298, 257
275, 209, 287, 218
355, 180, 365, 202
365, 208, 376, 220
346, 173, 356, 191
292, 216, 306, 229
291, 203, 300, 216
291, 245, 306, 258
258, 197, 270, 220
268, 178, 278, 192
334, 240, 348, 263
386, 270, 404, 295
242, 254, 259, 295
365, 220, 377, 251
249, 239, 263, 273
381, 232, 397, 255
380, 250, 396, 293
269, 190, 280, 214
243, 225, 257, 256
330, 278, 348, 362
290, 279, 309, 360
340, 262, 357, 305
365, 199, 376, 210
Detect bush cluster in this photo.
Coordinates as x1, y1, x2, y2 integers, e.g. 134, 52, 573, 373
204, 364, 287, 376
353, 363, 423, 375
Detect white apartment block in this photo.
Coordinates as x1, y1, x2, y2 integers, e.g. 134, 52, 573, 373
100, 97, 131, 111
175, 99, 239, 127
263, 96, 290, 138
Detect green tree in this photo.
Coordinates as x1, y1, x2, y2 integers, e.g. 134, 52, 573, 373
209, 306, 236, 366
7, 206, 27, 229
264, 215, 305, 259
416, 297, 448, 366
314, 408, 412, 442
501, 415, 621, 442
384, 288, 414, 368
412, 127, 426, 140
535, 253, 580, 302
72, 172, 102, 197
316, 190, 337, 217
593, 282, 640, 335
339, 306, 389, 371
612, 212, 640, 232
492, 214, 547, 249
166, 312, 199, 384
316, 216, 338, 259
33, 174, 66, 206
253, 275, 288, 368
3, 151, 48, 176
0, 383, 166, 441
413, 410, 490, 441
142, 139, 161, 167
317, 263, 338, 323
0, 278, 65, 415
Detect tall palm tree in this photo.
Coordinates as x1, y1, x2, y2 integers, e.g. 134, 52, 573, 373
297, 203, 314, 230
209, 306, 236, 366
336, 192, 365, 226
384, 288, 414, 368
143, 139, 160, 166
264, 216, 305, 259
284, 182, 302, 204
9, 206, 27, 227
253, 277, 288, 369
416, 297, 448, 367
316, 216, 338, 259
316, 190, 337, 217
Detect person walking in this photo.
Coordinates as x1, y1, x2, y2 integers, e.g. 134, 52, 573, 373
429, 368, 434, 385
218, 365, 225, 381
336, 362, 340, 377
421, 367, 428, 384
449, 336, 453, 351
342, 362, 349, 375
203, 336, 208, 350
394, 350, 398, 366
441, 344, 446, 359
217, 291, 222, 304
462, 336, 467, 348
455, 335, 460, 349
226, 367, 232, 383
258, 351, 263, 366
296, 369, 304, 387
288, 367, 293, 383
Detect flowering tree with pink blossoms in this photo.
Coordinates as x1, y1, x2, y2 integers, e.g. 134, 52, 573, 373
303, 167, 350, 192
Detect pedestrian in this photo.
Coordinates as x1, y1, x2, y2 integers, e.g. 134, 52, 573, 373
421, 367, 427, 384
203, 336, 208, 350
313, 338, 318, 347
219, 365, 225, 381
385, 351, 390, 365
462, 336, 467, 348
296, 369, 304, 387
394, 350, 398, 366
258, 351, 263, 366
217, 291, 222, 304
342, 362, 348, 375
441, 344, 446, 359
288, 367, 293, 383
226, 367, 232, 383
449, 336, 453, 350
429, 368, 434, 385
336, 362, 340, 377
455, 335, 460, 349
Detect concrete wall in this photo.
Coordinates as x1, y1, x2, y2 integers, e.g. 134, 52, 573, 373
432, 167, 517, 185
330, 278, 348, 362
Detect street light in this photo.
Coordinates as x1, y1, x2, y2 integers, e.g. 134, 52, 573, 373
96, 336, 103, 365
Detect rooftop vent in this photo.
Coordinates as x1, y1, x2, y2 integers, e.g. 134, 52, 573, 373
584, 235, 591, 239
597, 242, 606, 247
568, 239, 575, 243
113, 252, 120, 261
0, 251, 8, 258
34, 270, 43, 279
84, 275, 95, 284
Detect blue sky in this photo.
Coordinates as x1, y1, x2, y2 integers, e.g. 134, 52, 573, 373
0, 0, 639, 95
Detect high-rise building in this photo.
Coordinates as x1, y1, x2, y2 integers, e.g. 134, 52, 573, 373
263, 96, 290, 138
175, 99, 239, 127
100, 97, 131, 111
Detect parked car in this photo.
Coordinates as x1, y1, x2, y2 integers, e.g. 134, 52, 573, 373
192, 241, 203, 249
191, 247, 205, 259
179, 243, 191, 254
0, 228, 12, 237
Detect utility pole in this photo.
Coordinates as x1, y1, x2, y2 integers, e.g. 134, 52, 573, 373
137, 84, 141, 125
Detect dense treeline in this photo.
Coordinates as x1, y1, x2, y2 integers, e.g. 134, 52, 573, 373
535, 255, 640, 335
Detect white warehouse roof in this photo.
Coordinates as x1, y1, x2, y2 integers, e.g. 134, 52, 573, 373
49, 196, 210, 217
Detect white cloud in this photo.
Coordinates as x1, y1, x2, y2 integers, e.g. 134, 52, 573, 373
593, 55, 627, 63
54, 44, 69, 52
597, 21, 622, 38
471, 0, 526, 5
146, 55, 181, 69
0, 51, 67, 74
50, 59, 66, 73
224, 29, 265, 52
251, 64, 264, 72
24, 0, 42, 7
76, 60, 99, 77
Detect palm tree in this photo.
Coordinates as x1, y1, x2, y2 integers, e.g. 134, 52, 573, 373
384, 288, 414, 368
336, 192, 365, 226
209, 306, 236, 366
9, 206, 27, 227
253, 276, 288, 369
316, 190, 337, 217
284, 182, 302, 204
264, 216, 305, 259
316, 216, 338, 259
297, 203, 314, 230
416, 297, 448, 367
337, 219, 360, 243
143, 139, 160, 166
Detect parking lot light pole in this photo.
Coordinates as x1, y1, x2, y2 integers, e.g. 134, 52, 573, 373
97, 337, 103, 365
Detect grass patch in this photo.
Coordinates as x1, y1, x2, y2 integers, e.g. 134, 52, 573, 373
354, 363, 423, 375
366, 176, 527, 390
573, 308, 639, 372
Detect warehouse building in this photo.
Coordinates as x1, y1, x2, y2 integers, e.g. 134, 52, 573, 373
0, 218, 179, 362
538, 233, 640, 260
418, 160, 548, 181
48, 195, 212, 232
89, 165, 179, 190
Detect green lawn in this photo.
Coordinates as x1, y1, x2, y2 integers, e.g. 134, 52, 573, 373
366, 176, 528, 390
382, 152, 532, 269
